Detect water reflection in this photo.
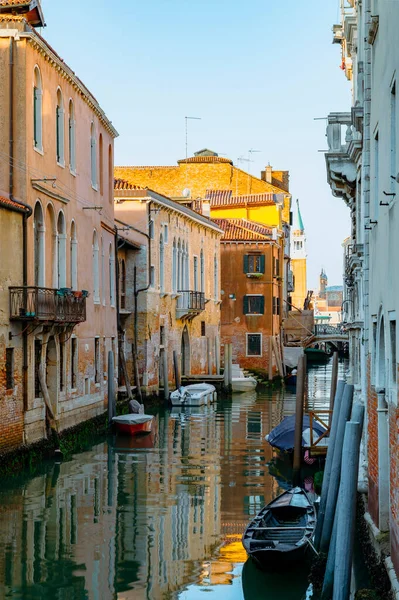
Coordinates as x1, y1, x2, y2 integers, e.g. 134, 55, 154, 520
0, 364, 337, 600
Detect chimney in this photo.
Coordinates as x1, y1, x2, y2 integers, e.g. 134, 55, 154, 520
264, 164, 273, 183
202, 200, 211, 218
271, 170, 290, 192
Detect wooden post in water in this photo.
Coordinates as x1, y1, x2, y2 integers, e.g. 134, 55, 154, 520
314, 380, 346, 550
207, 337, 212, 375
320, 384, 354, 554
227, 343, 233, 390
333, 420, 363, 600
223, 344, 229, 390
215, 336, 220, 375
108, 350, 116, 424
162, 350, 169, 402
329, 351, 339, 412
268, 336, 273, 382
173, 350, 180, 389
293, 355, 306, 483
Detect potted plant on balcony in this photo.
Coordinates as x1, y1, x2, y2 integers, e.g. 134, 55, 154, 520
247, 272, 263, 279
73, 291, 83, 298
81, 290, 89, 298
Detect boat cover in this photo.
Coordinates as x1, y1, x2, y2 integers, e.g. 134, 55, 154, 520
266, 414, 327, 451
268, 487, 311, 509
112, 414, 153, 425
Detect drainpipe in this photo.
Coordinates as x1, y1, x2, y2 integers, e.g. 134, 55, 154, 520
9, 36, 32, 414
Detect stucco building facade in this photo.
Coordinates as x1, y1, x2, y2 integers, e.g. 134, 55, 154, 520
114, 182, 223, 396
0, 1, 118, 450
326, 0, 399, 584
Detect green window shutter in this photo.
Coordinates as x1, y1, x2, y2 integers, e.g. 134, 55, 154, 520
260, 296, 265, 314
243, 296, 249, 314
243, 255, 249, 273
56, 106, 60, 162
260, 255, 265, 274
33, 87, 37, 146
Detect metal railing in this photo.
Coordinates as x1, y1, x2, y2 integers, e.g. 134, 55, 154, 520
177, 290, 205, 312
10, 287, 87, 323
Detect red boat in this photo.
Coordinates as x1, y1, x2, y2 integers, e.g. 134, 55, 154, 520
112, 414, 154, 436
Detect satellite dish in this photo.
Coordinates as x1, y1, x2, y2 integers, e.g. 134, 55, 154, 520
182, 188, 191, 198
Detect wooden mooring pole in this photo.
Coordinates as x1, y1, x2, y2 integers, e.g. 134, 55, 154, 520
108, 350, 116, 424
292, 354, 306, 485
162, 350, 169, 402
329, 351, 339, 413
173, 350, 180, 389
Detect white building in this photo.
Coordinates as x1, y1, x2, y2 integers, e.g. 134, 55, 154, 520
325, 0, 399, 586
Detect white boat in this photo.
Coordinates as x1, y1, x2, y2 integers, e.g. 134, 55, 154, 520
231, 364, 258, 393
170, 384, 217, 406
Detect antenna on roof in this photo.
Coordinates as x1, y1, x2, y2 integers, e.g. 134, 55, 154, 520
185, 116, 201, 159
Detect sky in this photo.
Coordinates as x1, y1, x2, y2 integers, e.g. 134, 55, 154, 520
40, 0, 351, 291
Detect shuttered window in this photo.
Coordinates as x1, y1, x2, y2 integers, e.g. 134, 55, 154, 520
6, 348, 14, 390
244, 254, 265, 274
247, 334, 262, 357
243, 295, 265, 315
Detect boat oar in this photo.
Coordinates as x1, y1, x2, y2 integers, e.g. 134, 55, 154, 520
305, 537, 319, 556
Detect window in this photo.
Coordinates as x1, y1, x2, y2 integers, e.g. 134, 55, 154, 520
108, 145, 113, 204
90, 123, 97, 188
69, 100, 76, 173
149, 220, 154, 240
273, 297, 281, 315
35, 340, 42, 397
150, 266, 155, 287
390, 319, 396, 385
214, 252, 218, 300
201, 321, 206, 337
99, 134, 104, 195
109, 243, 115, 306
200, 249, 205, 294
247, 334, 262, 357
101, 236, 105, 304
33, 67, 43, 151
71, 337, 77, 389
59, 339, 65, 392
160, 325, 165, 346
193, 256, 198, 291
244, 254, 265, 274
164, 224, 169, 244
172, 239, 177, 293
70, 221, 77, 290
57, 211, 66, 289
273, 257, 280, 277
56, 88, 65, 165
6, 349, 14, 390
95, 338, 100, 384
120, 259, 126, 309
243, 295, 264, 315
34, 201, 45, 287
391, 83, 397, 193
374, 132, 379, 217
92, 230, 100, 302
160, 235, 165, 293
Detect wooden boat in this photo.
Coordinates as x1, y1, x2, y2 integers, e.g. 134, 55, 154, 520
242, 487, 316, 568
285, 372, 297, 388
305, 347, 331, 363
112, 414, 154, 436
169, 384, 217, 406
231, 364, 258, 393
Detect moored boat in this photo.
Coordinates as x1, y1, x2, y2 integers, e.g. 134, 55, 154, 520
112, 414, 154, 436
170, 384, 217, 406
305, 347, 331, 363
242, 487, 316, 568
231, 364, 258, 393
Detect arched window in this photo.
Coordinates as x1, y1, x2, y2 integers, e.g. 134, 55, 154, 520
109, 243, 115, 306
90, 123, 97, 189
101, 236, 105, 304
57, 211, 66, 288
108, 144, 113, 204
159, 234, 164, 293
56, 88, 65, 165
33, 201, 45, 286
33, 67, 43, 151
172, 239, 177, 293
45, 204, 57, 288
214, 252, 218, 300
68, 100, 76, 173
200, 249, 205, 294
177, 240, 181, 292
92, 230, 99, 302
99, 134, 103, 195
184, 243, 189, 289
70, 221, 77, 290
120, 259, 126, 309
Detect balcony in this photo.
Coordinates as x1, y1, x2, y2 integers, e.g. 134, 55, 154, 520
176, 290, 205, 321
10, 287, 87, 324
325, 112, 362, 206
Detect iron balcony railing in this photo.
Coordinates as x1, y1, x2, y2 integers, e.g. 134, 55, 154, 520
9, 286, 87, 323
176, 290, 205, 319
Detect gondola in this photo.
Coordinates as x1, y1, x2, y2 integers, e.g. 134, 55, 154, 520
242, 487, 316, 568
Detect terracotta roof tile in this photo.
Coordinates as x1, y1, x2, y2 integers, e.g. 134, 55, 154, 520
114, 178, 144, 190
206, 190, 276, 208
0, 195, 27, 211
178, 156, 233, 164
213, 218, 273, 241
0, 1, 27, 5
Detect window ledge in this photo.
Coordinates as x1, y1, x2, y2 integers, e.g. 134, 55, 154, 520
204, 297, 211, 304
57, 160, 65, 169
70, 167, 76, 177
93, 297, 101, 304
245, 313, 263, 316
33, 145, 44, 156
160, 292, 168, 298
171, 293, 180, 298
246, 273, 264, 278
214, 300, 222, 305
92, 184, 98, 192
70, 388, 77, 393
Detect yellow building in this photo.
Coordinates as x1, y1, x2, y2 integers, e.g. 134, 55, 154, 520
290, 200, 307, 310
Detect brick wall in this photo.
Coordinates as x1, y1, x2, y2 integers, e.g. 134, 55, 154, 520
389, 378, 399, 575
367, 354, 379, 526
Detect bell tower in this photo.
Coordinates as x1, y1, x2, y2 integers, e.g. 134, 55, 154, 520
291, 199, 307, 309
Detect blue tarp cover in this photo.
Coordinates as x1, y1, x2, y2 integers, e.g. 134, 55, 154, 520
266, 414, 327, 451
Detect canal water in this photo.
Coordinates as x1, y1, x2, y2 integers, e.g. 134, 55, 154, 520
0, 360, 346, 600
